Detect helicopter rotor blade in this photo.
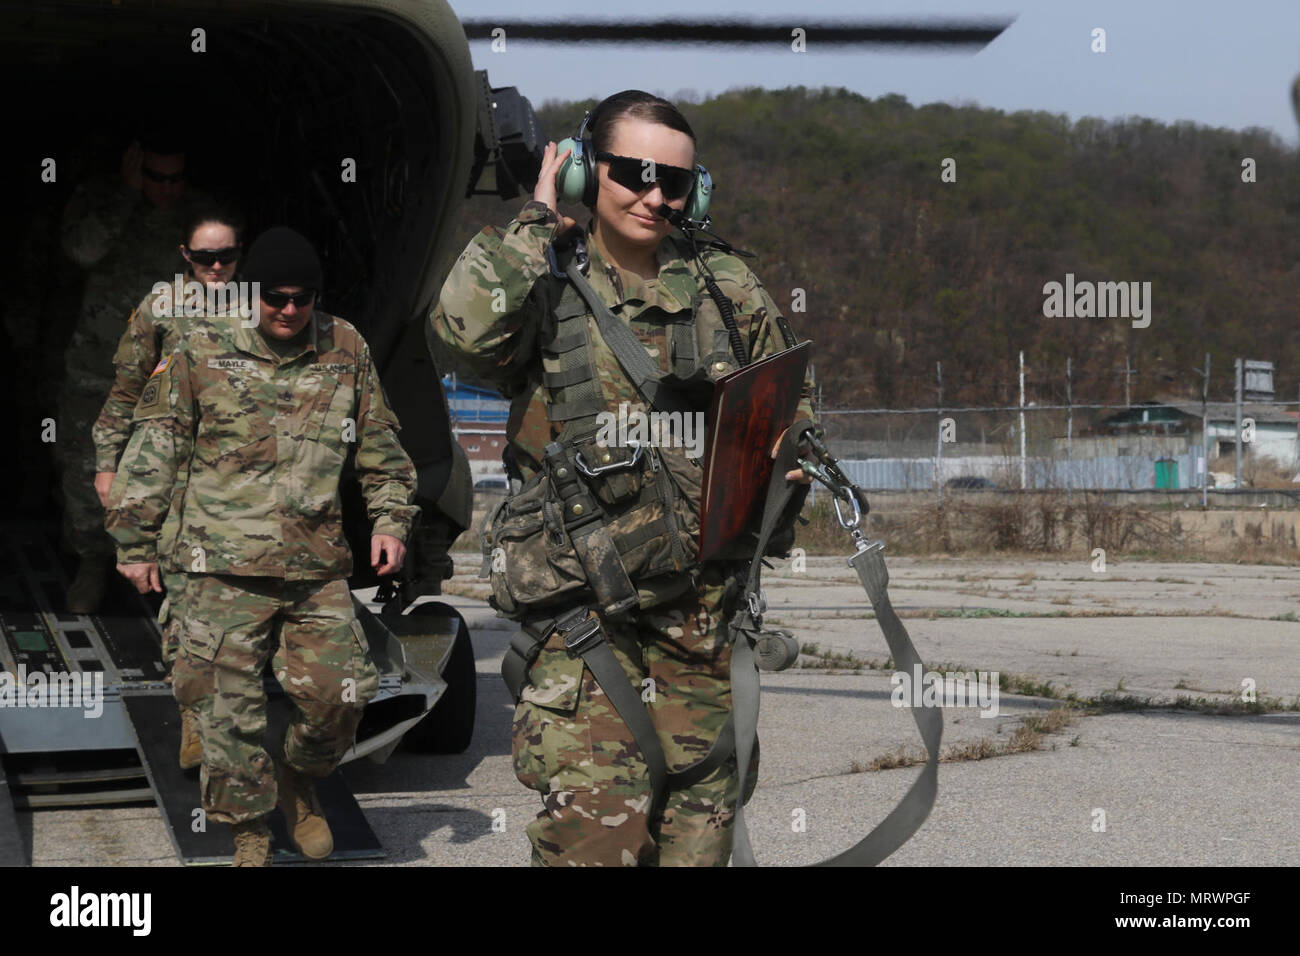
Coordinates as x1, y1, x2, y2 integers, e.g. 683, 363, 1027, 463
462, 18, 1015, 49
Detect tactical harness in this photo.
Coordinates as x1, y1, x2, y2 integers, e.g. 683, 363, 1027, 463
490, 238, 942, 866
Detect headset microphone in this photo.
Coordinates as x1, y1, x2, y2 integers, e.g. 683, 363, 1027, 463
656, 203, 702, 230
656, 204, 754, 259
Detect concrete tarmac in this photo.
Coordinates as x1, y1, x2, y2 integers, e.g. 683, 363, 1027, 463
20, 554, 1300, 866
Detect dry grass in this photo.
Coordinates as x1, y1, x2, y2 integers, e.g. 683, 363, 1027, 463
796, 490, 1299, 564
849, 704, 1083, 772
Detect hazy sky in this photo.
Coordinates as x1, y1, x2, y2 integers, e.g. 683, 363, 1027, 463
448, 0, 1300, 146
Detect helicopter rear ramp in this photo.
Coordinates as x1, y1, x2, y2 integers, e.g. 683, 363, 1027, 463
123, 694, 383, 865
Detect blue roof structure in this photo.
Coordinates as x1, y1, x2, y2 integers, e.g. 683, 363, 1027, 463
442, 374, 509, 425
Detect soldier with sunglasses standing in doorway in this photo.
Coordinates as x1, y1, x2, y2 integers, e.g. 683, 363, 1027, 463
59, 130, 208, 613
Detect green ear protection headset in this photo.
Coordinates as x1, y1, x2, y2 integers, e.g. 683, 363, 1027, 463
554, 100, 713, 222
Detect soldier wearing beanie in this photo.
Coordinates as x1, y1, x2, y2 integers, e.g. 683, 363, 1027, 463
107, 227, 419, 866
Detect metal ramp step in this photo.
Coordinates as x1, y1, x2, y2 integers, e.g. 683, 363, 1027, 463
3, 748, 152, 808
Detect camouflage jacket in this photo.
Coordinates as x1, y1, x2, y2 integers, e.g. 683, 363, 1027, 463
93, 273, 225, 471
106, 310, 419, 579
430, 200, 816, 484
61, 177, 208, 392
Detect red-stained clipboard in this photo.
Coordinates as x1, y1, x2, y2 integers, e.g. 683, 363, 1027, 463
697, 341, 811, 561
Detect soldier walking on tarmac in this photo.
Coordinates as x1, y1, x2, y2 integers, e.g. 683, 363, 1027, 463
431, 91, 816, 866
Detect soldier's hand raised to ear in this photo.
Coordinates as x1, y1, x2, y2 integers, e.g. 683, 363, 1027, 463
533, 141, 578, 233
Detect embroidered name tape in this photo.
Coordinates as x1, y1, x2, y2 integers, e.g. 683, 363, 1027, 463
208, 358, 254, 371
309, 363, 354, 374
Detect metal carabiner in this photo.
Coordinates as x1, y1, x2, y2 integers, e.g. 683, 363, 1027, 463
833, 490, 862, 530
575, 440, 645, 477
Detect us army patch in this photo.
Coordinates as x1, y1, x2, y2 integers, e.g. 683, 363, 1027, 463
208, 358, 254, 372
309, 363, 353, 374
136, 362, 171, 416
150, 355, 171, 377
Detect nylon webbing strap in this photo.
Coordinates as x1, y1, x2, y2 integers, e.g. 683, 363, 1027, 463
544, 292, 604, 423
818, 542, 943, 866
564, 261, 695, 416
728, 422, 943, 867
547, 329, 588, 353
543, 441, 638, 617
501, 627, 543, 703
727, 423, 810, 867
565, 615, 736, 817
570, 627, 671, 808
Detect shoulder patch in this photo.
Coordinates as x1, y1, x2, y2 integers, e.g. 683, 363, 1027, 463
150, 355, 171, 377
135, 360, 172, 417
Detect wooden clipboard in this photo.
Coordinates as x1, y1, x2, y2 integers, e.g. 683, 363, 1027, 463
697, 341, 810, 561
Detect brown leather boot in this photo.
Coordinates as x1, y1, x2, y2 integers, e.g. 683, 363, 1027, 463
277, 765, 333, 860
66, 555, 113, 614
178, 706, 202, 770
231, 819, 272, 867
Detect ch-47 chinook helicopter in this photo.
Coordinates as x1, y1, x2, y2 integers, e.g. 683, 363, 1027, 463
0, 0, 1009, 865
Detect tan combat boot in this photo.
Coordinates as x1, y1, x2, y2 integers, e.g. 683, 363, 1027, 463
277, 765, 333, 860
231, 819, 272, 867
178, 706, 202, 770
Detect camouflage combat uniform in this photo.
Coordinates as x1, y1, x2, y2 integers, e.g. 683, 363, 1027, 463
94, 276, 232, 668
431, 200, 815, 865
59, 177, 202, 560
106, 310, 418, 824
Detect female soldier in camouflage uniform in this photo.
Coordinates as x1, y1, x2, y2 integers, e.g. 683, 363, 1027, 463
431, 91, 815, 866
95, 210, 242, 770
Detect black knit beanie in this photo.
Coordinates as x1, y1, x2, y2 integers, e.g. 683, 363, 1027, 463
241, 227, 322, 291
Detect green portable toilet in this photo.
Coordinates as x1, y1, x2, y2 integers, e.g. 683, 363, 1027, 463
1154, 458, 1179, 489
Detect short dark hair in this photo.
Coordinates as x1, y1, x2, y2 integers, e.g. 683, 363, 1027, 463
588, 90, 697, 155
183, 207, 243, 247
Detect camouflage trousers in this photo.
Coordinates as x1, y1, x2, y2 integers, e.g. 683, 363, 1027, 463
171, 574, 379, 824
158, 570, 185, 673
512, 563, 749, 866
56, 383, 115, 559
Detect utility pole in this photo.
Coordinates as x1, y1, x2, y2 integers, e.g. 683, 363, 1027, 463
1234, 358, 1243, 489
1019, 350, 1027, 490
1115, 351, 1138, 409
1194, 353, 1210, 508
935, 361, 943, 505
1065, 357, 1073, 497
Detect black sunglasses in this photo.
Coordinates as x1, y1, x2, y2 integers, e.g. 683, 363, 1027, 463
596, 152, 695, 201
185, 246, 240, 266
142, 166, 185, 184
260, 289, 317, 308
